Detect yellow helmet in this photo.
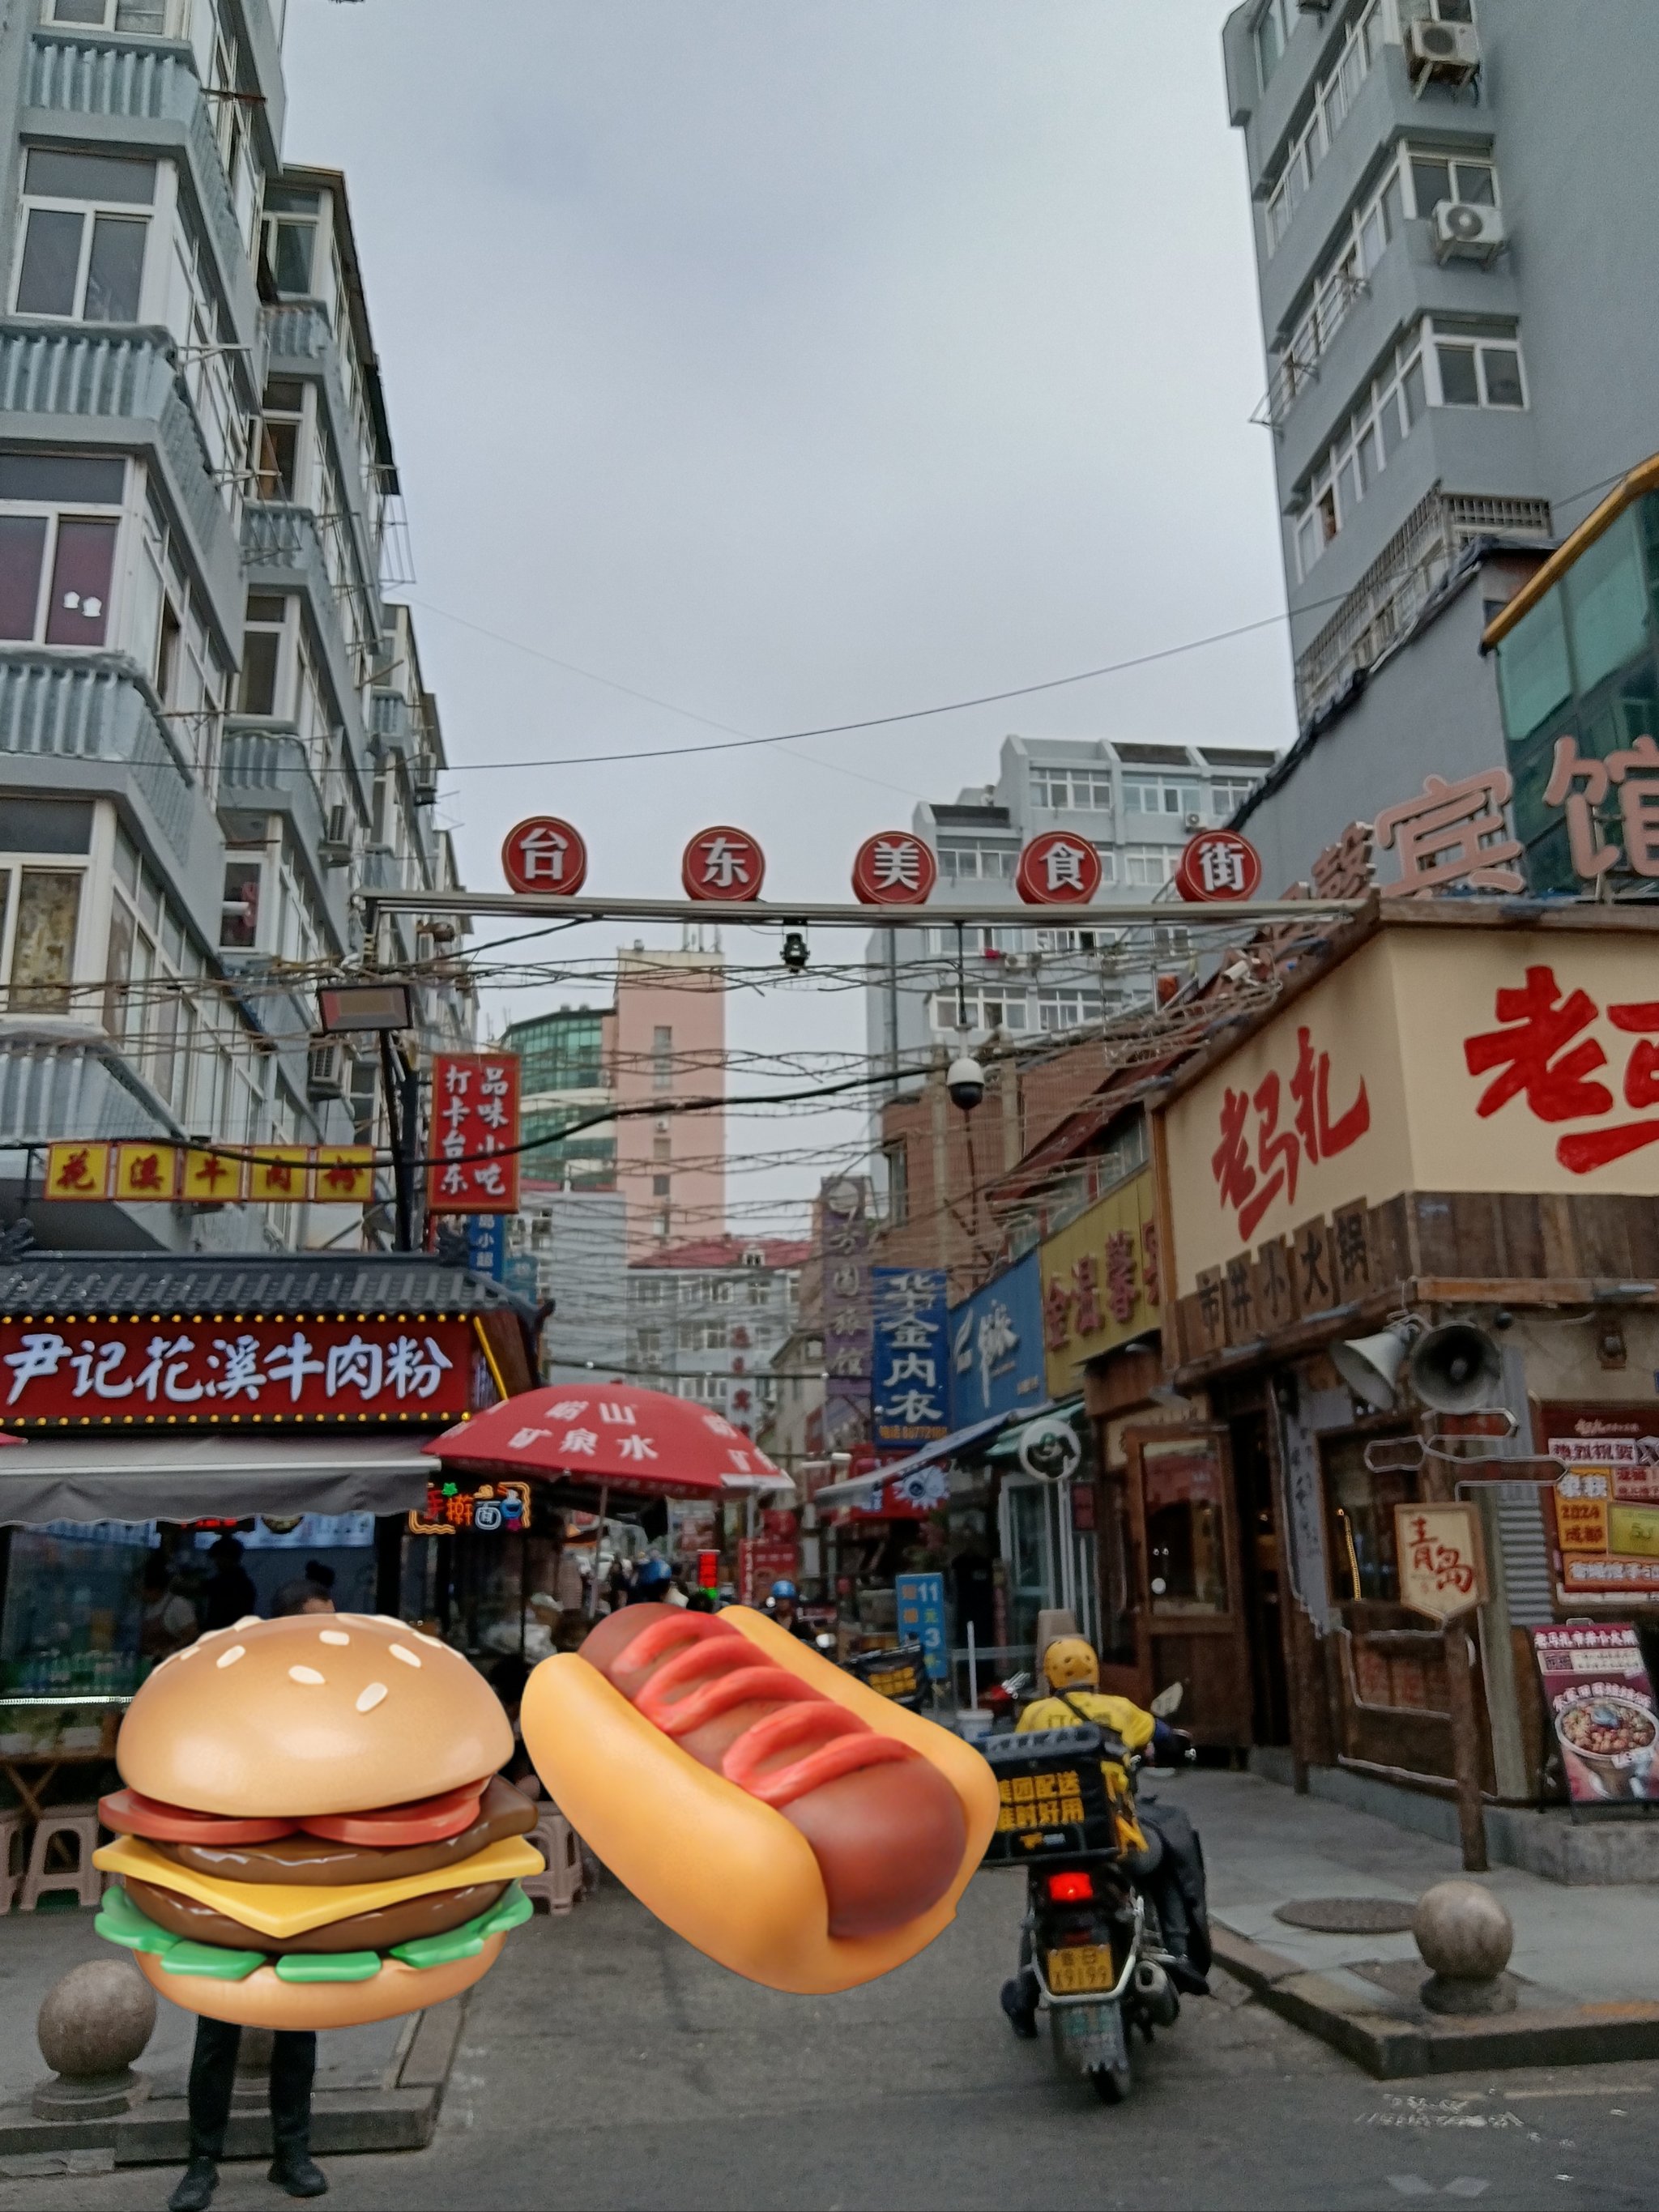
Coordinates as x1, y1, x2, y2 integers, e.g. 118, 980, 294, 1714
1043, 1636, 1100, 1693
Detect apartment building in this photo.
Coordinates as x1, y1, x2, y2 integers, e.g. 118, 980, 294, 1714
864, 735, 1273, 1087
1222, 0, 1659, 891
625, 1235, 808, 1441
0, 2, 465, 1253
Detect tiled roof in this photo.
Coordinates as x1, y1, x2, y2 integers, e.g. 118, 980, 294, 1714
0, 1251, 525, 1315
629, 1237, 811, 1272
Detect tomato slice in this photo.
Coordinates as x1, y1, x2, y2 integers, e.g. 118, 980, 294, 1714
299, 1781, 487, 1847
99, 1788, 300, 1844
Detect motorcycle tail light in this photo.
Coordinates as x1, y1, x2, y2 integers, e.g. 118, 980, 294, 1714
1045, 1870, 1094, 1903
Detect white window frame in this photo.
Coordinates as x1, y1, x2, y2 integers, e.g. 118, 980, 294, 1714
44, 0, 186, 29
0, 457, 130, 652
1122, 846, 1176, 889
1402, 147, 1499, 222
1423, 316, 1527, 411
1264, 0, 1392, 258
1030, 768, 1113, 812
1293, 324, 1429, 580
11, 149, 167, 325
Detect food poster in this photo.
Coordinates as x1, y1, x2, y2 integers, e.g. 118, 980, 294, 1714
1541, 1403, 1659, 1604
1530, 1624, 1659, 1805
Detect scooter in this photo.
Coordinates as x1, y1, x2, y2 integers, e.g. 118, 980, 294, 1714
985, 1722, 1188, 2105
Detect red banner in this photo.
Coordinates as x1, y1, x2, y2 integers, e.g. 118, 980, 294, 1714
0, 1315, 477, 1429
428, 1053, 520, 1216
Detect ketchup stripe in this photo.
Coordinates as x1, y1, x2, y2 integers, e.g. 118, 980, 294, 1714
735, 1733, 914, 1809
640, 1663, 812, 1738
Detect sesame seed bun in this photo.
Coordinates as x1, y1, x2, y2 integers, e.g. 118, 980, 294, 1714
119, 1616, 512, 1818
131, 1933, 505, 2030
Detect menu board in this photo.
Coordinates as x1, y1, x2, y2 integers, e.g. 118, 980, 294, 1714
1530, 1623, 1659, 1805
1541, 1404, 1659, 1605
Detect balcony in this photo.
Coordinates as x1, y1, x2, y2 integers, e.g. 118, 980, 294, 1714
220, 719, 327, 853
27, 32, 248, 307
1294, 485, 1554, 726
0, 653, 198, 862
1253, 269, 1369, 432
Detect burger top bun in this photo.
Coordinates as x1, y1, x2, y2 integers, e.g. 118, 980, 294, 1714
118, 1614, 513, 1817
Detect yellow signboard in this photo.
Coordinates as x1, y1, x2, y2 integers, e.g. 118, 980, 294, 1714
1038, 1167, 1159, 1397
1161, 921, 1659, 1295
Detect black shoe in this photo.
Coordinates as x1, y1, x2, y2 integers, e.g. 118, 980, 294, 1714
168, 2160, 218, 2212
1167, 1956, 1210, 1997
268, 2152, 329, 2198
999, 1978, 1038, 2039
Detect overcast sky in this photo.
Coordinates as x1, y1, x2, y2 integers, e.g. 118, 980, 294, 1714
283, 0, 1285, 1229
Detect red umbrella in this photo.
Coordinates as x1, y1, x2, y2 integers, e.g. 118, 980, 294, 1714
0, 1433, 22, 1446
425, 1382, 778, 1500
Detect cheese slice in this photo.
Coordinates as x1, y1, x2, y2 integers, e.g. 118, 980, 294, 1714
93, 1833, 544, 1941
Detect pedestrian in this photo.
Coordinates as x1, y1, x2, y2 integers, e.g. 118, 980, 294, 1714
139, 1553, 198, 1662
168, 1575, 340, 2208
301, 1558, 337, 1597
200, 1536, 257, 1631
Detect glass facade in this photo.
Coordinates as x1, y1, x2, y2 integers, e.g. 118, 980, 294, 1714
505, 1008, 607, 1093
1495, 496, 1659, 894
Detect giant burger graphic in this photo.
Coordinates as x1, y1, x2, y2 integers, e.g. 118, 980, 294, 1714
93, 1615, 543, 2027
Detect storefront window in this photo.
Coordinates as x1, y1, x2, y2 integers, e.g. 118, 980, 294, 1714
1142, 1436, 1228, 1616
0, 1522, 150, 1695
1321, 1432, 1418, 1605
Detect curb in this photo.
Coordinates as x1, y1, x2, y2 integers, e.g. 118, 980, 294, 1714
1211, 1924, 1659, 2080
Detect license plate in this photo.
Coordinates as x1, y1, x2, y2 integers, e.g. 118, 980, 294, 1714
1054, 1999, 1128, 2072
1047, 1944, 1116, 1994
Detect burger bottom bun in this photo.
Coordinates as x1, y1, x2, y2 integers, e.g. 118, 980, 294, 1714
134, 1932, 504, 2030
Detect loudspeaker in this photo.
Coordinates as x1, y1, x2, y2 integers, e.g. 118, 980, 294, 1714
1408, 1322, 1503, 1413
1331, 1325, 1412, 1413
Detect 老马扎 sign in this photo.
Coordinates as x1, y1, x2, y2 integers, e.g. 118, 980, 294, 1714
1531, 1623, 1659, 1804
0, 1314, 476, 1428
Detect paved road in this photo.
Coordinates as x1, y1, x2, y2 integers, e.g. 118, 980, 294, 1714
11, 1868, 1658, 2212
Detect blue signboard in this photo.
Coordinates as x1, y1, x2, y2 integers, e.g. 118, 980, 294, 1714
869, 1267, 950, 1451
466, 1215, 506, 1281
896, 1569, 948, 1683
947, 1254, 1045, 1429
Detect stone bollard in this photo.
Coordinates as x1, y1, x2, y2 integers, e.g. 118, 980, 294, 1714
32, 1959, 156, 2120
1414, 1878, 1517, 2017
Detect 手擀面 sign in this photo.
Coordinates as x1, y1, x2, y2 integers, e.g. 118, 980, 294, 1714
409, 1477, 531, 1537
0, 1315, 476, 1429
428, 1053, 520, 1217
949, 1255, 1043, 1428
870, 1268, 949, 1451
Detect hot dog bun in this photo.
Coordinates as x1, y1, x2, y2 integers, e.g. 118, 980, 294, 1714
519, 1605, 996, 1994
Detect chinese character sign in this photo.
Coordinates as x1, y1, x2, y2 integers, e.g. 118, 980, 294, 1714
428, 1053, 520, 1216
819, 1178, 872, 1453
948, 1255, 1043, 1427
851, 831, 937, 906
409, 1477, 532, 1538
1174, 829, 1262, 905
1393, 1503, 1486, 1620
1015, 832, 1102, 907
682, 826, 765, 902
869, 1267, 949, 1451
896, 1570, 948, 1683
1530, 1624, 1659, 1805
0, 1315, 474, 1428
501, 816, 588, 897
1543, 1404, 1659, 1601
1038, 1167, 1159, 1398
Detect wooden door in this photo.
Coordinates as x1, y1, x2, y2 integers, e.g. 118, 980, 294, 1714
1120, 1424, 1253, 1750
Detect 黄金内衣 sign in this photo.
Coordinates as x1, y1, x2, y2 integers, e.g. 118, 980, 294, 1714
1393, 1502, 1486, 1620
869, 1268, 949, 1451
428, 1052, 520, 1216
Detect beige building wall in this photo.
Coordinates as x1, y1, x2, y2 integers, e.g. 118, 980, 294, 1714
612, 948, 727, 1255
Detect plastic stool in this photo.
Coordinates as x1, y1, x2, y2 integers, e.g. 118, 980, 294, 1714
0, 1810, 23, 1912
522, 1813, 583, 1915
20, 1806, 102, 1911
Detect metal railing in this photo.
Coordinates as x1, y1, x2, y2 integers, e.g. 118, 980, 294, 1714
1253, 270, 1370, 431
1294, 486, 1555, 727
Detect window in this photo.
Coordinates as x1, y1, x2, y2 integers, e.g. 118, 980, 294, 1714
1142, 1437, 1230, 1617
1294, 326, 1431, 578
254, 380, 307, 505
1408, 153, 1497, 219
14, 150, 156, 323
1322, 1430, 1418, 1606
1030, 769, 1113, 812
0, 453, 124, 648
47, 0, 173, 25
1122, 776, 1203, 818
931, 989, 1028, 1034
262, 190, 319, 298
1208, 777, 1259, 814
130, 491, 230, 784
1563, 511, 1649, 696
652, 1174, 670, 1197
220, 856, 259, 949
883, 1139, 908, 1226
1431, 323, 1525, 411
1035, 988, 1102, 1033
1271, 151, 1406, 420
1254, 0, 1289, 90
651, 1024, 673, 1090
936, 840, 1017, 881
1263, 0, 1389, 256
1123, 846, 1175, 888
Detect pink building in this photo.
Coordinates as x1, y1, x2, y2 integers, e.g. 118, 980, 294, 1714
610, 947, 727, 1255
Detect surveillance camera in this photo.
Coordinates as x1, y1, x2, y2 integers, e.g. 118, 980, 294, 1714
946, 1055, 986, 1112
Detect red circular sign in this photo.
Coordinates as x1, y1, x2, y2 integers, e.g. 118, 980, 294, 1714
1015, 831, 1102, 906
501, 816, 588, 897
1174, 829, 1263, 904
682, 826, 765, 902
851, 831, 937, 906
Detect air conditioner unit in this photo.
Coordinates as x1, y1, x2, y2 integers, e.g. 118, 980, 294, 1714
306, 1038, 350, 1102
319, 803, 354, 867
1433, 199, 1505, 262
1183, 811, 1204, 829
1406, 17, 1481, 88
412, 768, 439, 807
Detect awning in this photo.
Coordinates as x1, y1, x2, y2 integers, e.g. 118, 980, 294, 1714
0, 1434, 433, 1527
812, 1409, 1013, 1505
722, 1473, 800, 1506
987, 1396, 1085, 1469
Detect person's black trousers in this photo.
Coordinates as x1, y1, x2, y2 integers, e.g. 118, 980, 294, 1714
186, 2018, 316, 2163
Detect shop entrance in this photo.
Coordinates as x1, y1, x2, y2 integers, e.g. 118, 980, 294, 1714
998, 1473, 1098, 1662
1228, 1409, 1290, 1749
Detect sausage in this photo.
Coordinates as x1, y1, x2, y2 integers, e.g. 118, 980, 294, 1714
580, 1605, 966, 1940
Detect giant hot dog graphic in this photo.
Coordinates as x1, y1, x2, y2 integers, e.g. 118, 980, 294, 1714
521, 1604, 997, 1992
